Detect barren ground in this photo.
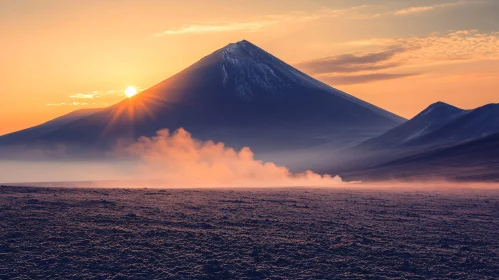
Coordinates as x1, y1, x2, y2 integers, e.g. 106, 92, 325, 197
1, 185, 498, 279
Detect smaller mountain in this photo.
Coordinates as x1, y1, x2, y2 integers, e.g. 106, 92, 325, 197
358, 102, 466, 150
411, 103, 499, 147
357, 102, 499, 151
344, 132, 499, 182
332, 102, 499, 179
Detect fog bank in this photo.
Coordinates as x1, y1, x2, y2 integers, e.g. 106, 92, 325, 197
1, 128, 345, 187
118, 128, 344, 187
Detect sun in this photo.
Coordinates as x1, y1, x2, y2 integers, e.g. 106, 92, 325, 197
125, 86, 137, 98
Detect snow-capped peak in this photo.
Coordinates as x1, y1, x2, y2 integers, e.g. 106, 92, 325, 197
213, 40, 403, 122
222, 39, 254, 52
219, 40, 334, 99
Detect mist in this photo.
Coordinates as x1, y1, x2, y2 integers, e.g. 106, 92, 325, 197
0, 128, 346, 187
117, 128, 344, 188
3, 128, 499, 190
0, 160, 138, 184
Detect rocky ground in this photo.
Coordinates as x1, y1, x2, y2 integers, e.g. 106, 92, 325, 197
1, 185, 498, 279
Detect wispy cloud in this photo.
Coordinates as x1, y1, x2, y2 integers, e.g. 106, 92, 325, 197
295, 48, 406, 75
394, 1, 476, 15
330, 1, 484, 19
154, 1, 488, 37
154, 20, 277, 36
46, 102, 106, 107
320, 73, 421, 85
295, 47, 419, 84
321, 5, 372, 18
47, 87, 146, 107
69, 92, 98, 99
301, 29, 499, 85
154, 5, 375, 36
394, 6, 435, 15
348, 30, 499, 63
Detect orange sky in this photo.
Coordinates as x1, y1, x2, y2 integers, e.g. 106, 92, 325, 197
1, 0, 498, 135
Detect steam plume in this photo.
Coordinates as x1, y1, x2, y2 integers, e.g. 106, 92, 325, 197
122, 128, 344, 187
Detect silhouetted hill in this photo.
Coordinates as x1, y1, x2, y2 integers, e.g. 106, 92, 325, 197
344, 132, 499, 182
358, 102, 499, 151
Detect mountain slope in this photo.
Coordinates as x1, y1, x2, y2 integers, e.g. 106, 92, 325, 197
344, 132, 499, 182
410, 103, 499, 147
0, 108, 102, 145
0, 40, 405, 155
336, 102, 499, 181
358, 102, 466, 150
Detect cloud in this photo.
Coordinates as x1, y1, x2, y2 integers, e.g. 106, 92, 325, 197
321, 5, 373, 18
394, 6, 435, 15
155, 1, 474, 37
47, 87, 147, 107
154, 20, 277, 36
302, 29, 499, 85
154, 1, 488, 37
295, 47, 420, 85
332, 30, 499, 72
296, 48, 406, 75
70, 93, 98, 99
319, 73, 421, 85
154, 5, 377, 36
394, 1, 476, 15
119, 128, 344, 187
46, 102, 105, 106
347, 30, 499, 63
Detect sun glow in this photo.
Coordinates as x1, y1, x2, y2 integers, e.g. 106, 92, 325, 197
125, 86, 137, 98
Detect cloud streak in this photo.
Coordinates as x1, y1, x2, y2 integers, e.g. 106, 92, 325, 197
320, 73, 421, 85
154, 5, 374, 36
47, 87, 147, 107
70, 93, 98, 99
296, 48, 406, 75
154, 1, 487, 37
394, 1, 464, 15
155, 21, 277, 36
296, 47, 420, 84
46, 102, 108, 107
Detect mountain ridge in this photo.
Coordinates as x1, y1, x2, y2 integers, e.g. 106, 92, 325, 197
356, 101, 499, 152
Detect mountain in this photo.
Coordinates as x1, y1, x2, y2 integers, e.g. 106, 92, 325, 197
324, 102, 468, 173
357, 102, 499, 152
343, 132, 499, 182
0, 40, 404, 157
411, 103, 499, 147
334, 101, 499, 181
357, 102, 466, 150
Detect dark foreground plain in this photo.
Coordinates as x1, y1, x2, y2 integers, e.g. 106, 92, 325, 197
1, 185, 498, 279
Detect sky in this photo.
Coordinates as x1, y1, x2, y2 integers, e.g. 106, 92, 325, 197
1, 0, 498, 135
